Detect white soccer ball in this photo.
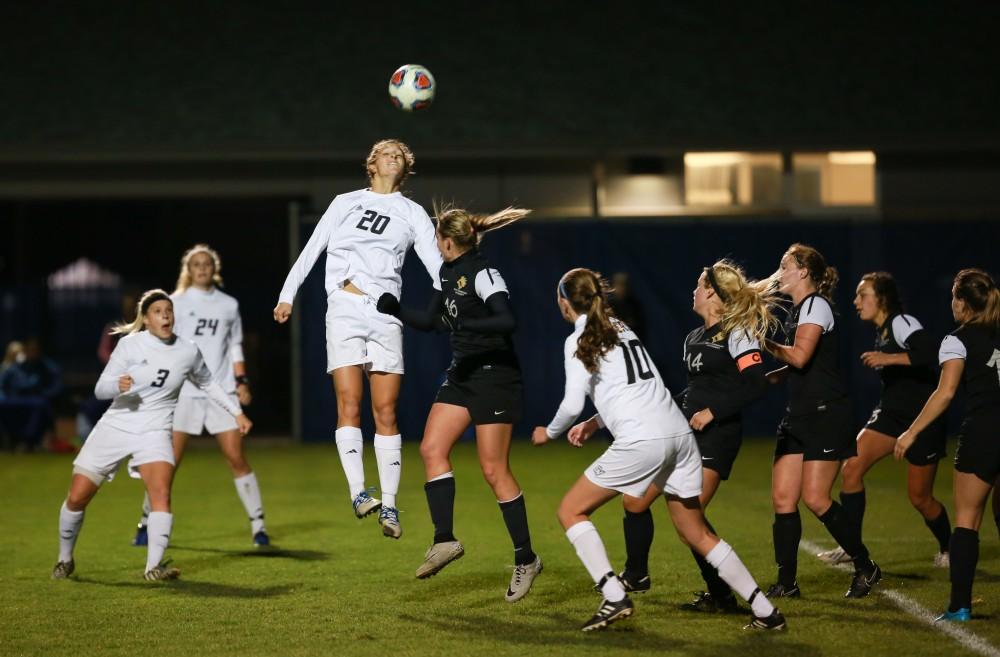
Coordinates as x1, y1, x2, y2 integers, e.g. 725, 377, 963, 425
388, 64, 435, 111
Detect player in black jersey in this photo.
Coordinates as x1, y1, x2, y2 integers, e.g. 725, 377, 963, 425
816, 272, 951, 568
618, 261, 779, 613
377, 205, 543, 602
895, 268, 1000, 622
763, 244, 880, 599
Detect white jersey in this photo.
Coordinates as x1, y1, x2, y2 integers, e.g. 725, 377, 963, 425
95, 331, 240, 435
278, 189, 442, 305
172, 286, 243, 398
545, 314, 691, 443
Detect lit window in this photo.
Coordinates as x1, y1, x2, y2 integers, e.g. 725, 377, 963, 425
792, 152, 876, 206
684, 152, 783, 207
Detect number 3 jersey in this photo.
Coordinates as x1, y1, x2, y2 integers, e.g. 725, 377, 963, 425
278, 189, 442, 305
172, 286, 242, 398
545, 314, 691, 443
95, 331, 240, 434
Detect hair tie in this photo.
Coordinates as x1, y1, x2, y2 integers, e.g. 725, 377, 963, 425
140, 291, 171, 315
704, 267, 729, 303
558, 280, 569, 299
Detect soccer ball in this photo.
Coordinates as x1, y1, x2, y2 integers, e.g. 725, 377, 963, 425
388, 64, 435, 111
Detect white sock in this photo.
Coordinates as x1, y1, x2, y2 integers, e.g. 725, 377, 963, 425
335, 427, 366, 499
234, 472, 266, 534
58, 502, 84, 563
374, 433, 402, 509
705, 539, 775, 617
429, 471, 454, 482
139, 492, 151, 527
145, 511, 173, 572
565, 520, 626, 602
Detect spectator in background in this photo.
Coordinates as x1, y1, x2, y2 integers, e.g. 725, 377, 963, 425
0, 337, 63, 451
610, 272, 647, 342
2, 341, 25, 373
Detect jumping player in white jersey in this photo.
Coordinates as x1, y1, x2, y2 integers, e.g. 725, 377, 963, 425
131, 245, 268, 548
51, 290, 252, 582
532, 268, 785, 632
273, 140, 442, 539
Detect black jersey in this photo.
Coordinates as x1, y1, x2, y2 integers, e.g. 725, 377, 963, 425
783, 293, 848, 415
872, 313, 938, 413
940, 324, 1000, 416
681, 324, 766, 422
439, 249, 517, 365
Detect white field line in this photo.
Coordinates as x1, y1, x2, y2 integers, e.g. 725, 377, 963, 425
800, 538, 1000, 657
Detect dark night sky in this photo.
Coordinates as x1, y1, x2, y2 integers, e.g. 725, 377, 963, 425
1, 2, 999, 155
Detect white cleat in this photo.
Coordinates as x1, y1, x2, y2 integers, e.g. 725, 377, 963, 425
415, 540, 464, 579
379, 506, 402, 539
933, 551, 950, 568
816, 547, 852, 565
506, 555, 543, 602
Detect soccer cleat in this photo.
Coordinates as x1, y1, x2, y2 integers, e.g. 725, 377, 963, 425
618, 570, 651, 594
934, 608, 971, 622
352, 490, 382, 519
581, 596, 634, 632
765, 582, 801, 598
144, 561, 181, 581
745, 608, 787, 630
506, 555, 543, 602
816, 546, 851, 565
415, 540, 464, 579
378, 506, 402, 539
681, 590, 742, 614
845, 561, 881, 598
933, 551, 950, 568
132, 524, 148, 547
253, 530, 271, 547
51, 560, 75, 579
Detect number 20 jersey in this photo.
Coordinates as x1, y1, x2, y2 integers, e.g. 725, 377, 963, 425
562, 315, 690, 444
173, 286, 242, 398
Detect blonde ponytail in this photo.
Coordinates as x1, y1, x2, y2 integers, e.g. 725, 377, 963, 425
436, 205, 531, 250
707, 260, 781, 343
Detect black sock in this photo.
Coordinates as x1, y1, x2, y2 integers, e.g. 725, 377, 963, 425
840, 489, 866, 541
693, 518, 731, 598
949, 527, 979, 612
773, 511, 801, 586
623, 508, 654, 577
818, 501, 871, 571
425, 477, 456, 544
924, 505, 952, 554
499, 494, 536, 565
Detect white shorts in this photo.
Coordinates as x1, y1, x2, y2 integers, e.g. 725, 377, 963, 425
585, 432, 703, 499
73, 421, 175, 483
326, 289, 404, 374
173, 394, 240, 435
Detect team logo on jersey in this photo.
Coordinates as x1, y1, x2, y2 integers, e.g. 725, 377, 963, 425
457, 276, 468, 290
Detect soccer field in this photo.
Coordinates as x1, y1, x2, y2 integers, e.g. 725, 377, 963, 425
1, 438, 997, 657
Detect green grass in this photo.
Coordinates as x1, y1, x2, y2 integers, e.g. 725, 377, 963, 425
1, 438, 997, 657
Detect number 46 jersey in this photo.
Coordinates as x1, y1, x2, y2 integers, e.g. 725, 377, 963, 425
547, 315, 691, 444
173, 287, 242, 398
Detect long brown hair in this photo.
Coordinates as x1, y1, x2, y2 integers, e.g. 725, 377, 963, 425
859, 271, 904, 318
435, 205, 531, 250
112, 289, 172, 335
559, 268, 618, 374
365, 139, 415, 188
175, 244, 223, 294
786, 243, 839, 300
704, 259, 781, 343
954, 268, 1000, 327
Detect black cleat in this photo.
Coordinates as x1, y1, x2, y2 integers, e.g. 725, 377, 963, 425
618, 570, 651, 594
845, 562, 881, 599
745, 608, 787, 630
581, 596, 634, 632
765, 582, 801, 599
681, 590, 743, 613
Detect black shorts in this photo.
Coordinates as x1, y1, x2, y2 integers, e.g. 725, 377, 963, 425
694, 419, 742, 480
954, 414, 1000, 484
864, 404, 947, 466
776, 398, 855, 462
434, 362, 523, 425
